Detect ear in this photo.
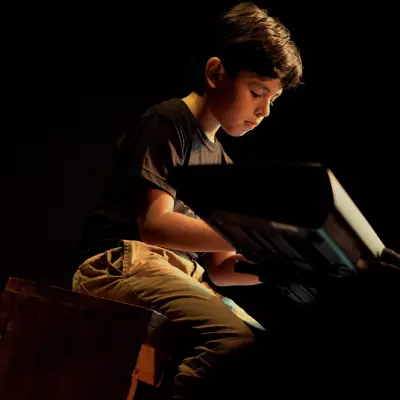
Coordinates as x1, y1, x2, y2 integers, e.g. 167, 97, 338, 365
205, 57, 226, 89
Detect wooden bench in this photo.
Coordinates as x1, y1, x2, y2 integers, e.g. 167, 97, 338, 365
0, 277, 173, 399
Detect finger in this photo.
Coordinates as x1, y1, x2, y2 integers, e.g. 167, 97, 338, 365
236, 254, 258, 264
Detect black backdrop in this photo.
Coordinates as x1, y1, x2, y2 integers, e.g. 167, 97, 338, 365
1, 3, 400, 397
2, 5, 398, 288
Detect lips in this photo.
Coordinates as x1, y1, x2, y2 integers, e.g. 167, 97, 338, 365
245, 121, 258, 127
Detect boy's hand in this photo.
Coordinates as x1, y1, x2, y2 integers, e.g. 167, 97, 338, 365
207, 252, 262, 287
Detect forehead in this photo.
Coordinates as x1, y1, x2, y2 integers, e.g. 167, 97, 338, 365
236, 70, 283, 93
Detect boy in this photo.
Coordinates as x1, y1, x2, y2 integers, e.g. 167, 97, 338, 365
72, 2, 303, 399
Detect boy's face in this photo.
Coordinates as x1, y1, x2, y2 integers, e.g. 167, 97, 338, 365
207, 60, 283, 136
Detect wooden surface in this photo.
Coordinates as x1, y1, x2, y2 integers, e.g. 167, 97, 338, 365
0, 277, 158, 400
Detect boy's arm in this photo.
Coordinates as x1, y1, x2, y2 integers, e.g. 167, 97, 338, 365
205, 251, 262, 287
130, 113, 237, 253
138, 189, 260, 285
138, 188, 235, 252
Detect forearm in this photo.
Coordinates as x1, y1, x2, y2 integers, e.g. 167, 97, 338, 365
207, 253, 262, 287
210, 268, 262, 286
141, 211, 235, 252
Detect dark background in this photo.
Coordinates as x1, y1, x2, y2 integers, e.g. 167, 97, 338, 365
1, 2, 399, 397
2, 4, 398, 289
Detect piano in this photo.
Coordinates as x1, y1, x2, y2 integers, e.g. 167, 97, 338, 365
170, 162, 386, 287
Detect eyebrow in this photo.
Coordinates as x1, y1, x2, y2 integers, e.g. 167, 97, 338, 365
254, 83, 271, 92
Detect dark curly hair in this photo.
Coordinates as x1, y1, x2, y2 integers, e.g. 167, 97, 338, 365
189, 2, 303, 95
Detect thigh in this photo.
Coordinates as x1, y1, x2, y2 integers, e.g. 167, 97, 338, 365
73, 244, 255, 343
122, 251, 256, 347
74, 245, 302, 398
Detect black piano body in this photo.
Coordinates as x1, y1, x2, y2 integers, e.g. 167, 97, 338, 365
170, 162, 385, 285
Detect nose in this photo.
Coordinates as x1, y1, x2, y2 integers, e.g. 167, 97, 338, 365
256, 99, 271, 118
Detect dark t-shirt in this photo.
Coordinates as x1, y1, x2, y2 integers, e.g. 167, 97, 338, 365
72, 98, 233, 267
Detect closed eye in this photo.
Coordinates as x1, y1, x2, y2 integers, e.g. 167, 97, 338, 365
250, 90, 262, 98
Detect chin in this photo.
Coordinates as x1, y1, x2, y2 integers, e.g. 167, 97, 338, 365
222, 123, 248, 136
224, 127, 249, 137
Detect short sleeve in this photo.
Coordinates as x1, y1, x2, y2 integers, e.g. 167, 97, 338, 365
125, 112, 189, 200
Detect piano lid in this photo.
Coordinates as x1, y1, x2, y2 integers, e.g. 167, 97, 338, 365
170, 161, 385, 265
169, 161, 334, 230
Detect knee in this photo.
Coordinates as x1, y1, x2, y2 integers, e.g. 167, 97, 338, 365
208, 327, 261, 393
173, 324, 261, 398
233, 323, 255, 345
217, 323, 257, 361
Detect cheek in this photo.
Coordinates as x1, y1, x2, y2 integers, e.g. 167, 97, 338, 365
220, 110, 252, 135
226, 88, 248, 110
219, 106, 241, 129
214, 85, 253, 127
234, 87, 253, 111
224, 96, 251, 122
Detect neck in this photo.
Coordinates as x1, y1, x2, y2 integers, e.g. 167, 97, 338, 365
181, 92, 221, 143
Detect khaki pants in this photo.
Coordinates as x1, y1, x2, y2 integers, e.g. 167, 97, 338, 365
72, 240, 268, 399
